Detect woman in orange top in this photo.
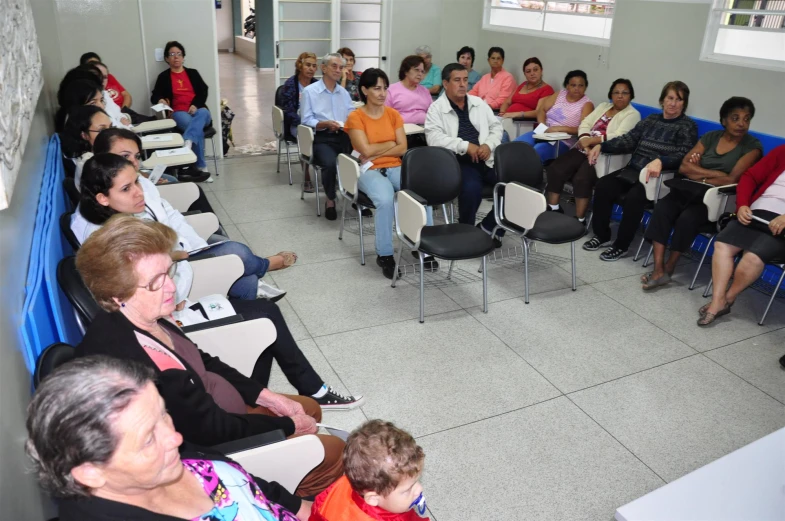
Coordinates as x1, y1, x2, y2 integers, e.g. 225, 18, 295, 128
344, 68, 434, 279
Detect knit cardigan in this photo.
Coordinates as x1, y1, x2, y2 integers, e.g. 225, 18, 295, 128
736, 144, 785, 211
578, 102, 641, 142
600, 113, 698, 171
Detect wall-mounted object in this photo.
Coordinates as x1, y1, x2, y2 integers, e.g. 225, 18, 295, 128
155, 47, 164, 62
0, 0, 43, 211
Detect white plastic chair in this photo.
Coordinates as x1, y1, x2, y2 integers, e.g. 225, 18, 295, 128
157, 182, 200, 213
297, 125, 322, 216
272, 105, 298, 185
337, 154, 375, 265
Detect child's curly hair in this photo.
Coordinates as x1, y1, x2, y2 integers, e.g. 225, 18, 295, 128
343, 420, 424, 496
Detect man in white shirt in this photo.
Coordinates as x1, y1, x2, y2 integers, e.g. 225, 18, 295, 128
300, 53, 355, 220
425, 63, 503, 241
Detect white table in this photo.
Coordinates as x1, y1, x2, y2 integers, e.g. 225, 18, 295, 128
141, 133, 184, 151
132, 119, 177, 134
141, 149, 197, 169
404, 123, 424, 135
533, 133, 572, 156
615, 427, 785, 521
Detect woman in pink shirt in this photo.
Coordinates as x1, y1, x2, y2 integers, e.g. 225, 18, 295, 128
468, 47, 516, 110
385, 55, 433, 147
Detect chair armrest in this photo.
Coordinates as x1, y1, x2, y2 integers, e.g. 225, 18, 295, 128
211, 429, 286, 455
188, 254, 243, 300
595, 153, 630, 179
186, 317, 277, 378
184, 213, 220, 241
227, 434, 325, 494
157, 182, 201, 213
182, 210, 202, 216
401, 189, 427, 206
638, 168, 676, 201
704, 183, 738, 222
394, 190, 427, 248
181, 314, 245, 334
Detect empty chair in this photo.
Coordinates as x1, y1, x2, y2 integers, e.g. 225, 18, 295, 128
272, 104, 297, 185
298, 124, 322, 216
337, 153, 376, 265
392, 150, 496, 322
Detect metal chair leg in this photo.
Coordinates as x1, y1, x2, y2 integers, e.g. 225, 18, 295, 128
338, 198, 347, 240
314, 168, 321, 217
703, 278, 714, 298
419, 254, 425, 323
689, 235, 714, 290
209, 136, 219, 175
523, 238, 530, 304
391, 243, 404, 288
642, 244, 653, 268
285, 142, 293, 185
276, 138, 282, 173
300, 163, 306, 201
759, 267, 785, 326
571, 241, 577, 291
482, 255, 489, 313
441, 204, 449, 223
632, 235, 646, 261
358, 208, 366, 266
447, 260, 454, 280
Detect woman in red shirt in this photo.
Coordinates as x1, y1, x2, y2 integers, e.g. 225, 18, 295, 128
499, 57, 554, 120
151, 41, 213, 181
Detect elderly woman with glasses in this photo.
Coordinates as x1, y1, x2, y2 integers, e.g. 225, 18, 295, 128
415, 45, 441, 96
151, 40, 213, 180
71, 216, 357, 497
384, 55, 433, 126
27, 356, 312, 520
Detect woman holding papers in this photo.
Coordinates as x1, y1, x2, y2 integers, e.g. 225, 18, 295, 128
544, 79, 640, 222
513, 69, 594, 163
71, 153, 297, 301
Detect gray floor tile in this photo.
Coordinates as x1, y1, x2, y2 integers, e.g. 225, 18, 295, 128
271, 258, 464, 336
209, 158, 302, 190
204, 190, 233, 225
219, 223, 241, 241
705, 329, 785, 404
570, 355, 785, 482
418, 397, 664, 521
264, 338, 368, 433
314, 311, 560, 437
468, 286, 696, 393
237, 214, 375, 266
212, 184, 316, 224
592, 272, 785, 351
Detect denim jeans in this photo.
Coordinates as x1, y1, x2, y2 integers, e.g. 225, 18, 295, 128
514, 131, 560, 163
172, 108, 212, 168
190, 239, 270, 300
357, 166, 433, 256
458, 162, 501, 235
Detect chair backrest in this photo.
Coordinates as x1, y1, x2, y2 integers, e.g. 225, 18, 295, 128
57, 256, 103, 329
272, 105, 285, 137
337, 153, 360, 195
59, 212, 81, 252
401, 147, 462, 205
274, 85, 286, 107
34, 342, 75, 389
502, 182, 546, 230
494, 142, 544, 188
157, 182, 200, 213
297, 125, 314, 159
395, 190, 428, 245
63, 177, 79, 209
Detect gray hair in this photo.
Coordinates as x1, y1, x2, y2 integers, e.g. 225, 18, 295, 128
321, 52, 346, 66
25, 356, 155, 498
415, 45, 432, 57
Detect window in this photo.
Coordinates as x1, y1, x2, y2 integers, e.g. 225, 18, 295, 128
701, 0, 785, 72
483, 0, 615, 45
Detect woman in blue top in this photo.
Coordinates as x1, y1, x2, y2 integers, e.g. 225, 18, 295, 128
457, 46, 481, 91
280, 52, 318, 138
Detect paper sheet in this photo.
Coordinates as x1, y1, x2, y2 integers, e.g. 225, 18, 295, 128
199, 294, 236, 321
156, 147, 191, 158
360, 161, 374, 174
187, 240, 229, 255
533, 123, 549, 135
148, 164, 166, 185
151, 103, 173, 112
141, 134, 172, 142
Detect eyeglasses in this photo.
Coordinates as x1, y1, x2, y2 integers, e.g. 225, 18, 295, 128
412, 68, 425, 74
138, 263, 178, 292
167, 52, 183, 58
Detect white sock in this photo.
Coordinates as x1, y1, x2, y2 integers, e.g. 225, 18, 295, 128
184, 139, 193, 149
312, 384, 328, 398
549, 204, 560, 210
577, 217, 585, 222
198, 166, 209, 172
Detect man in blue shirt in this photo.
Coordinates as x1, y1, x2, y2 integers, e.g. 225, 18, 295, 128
301, 53, 355, 220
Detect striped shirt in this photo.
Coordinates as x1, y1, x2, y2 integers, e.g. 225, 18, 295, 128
545, 89, 592, 129
449, 98, 480, 145
601, 113, 698, 171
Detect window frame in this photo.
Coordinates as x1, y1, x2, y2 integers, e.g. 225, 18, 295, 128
482, 0, 616, 46
700, 1, 785, 73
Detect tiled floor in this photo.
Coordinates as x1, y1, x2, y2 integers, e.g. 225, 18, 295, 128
202, 154, 785, 521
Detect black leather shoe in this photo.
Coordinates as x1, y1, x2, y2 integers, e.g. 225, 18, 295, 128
178, 166, 211, 183
352, 203, 372, 217
779, 354, 785, 370
377, 255, 400, 279
325, 204, 337, 221
411, 251, 439, 270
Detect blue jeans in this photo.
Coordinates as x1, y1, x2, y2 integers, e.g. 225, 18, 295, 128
172, 108, 212, 168
458, 162, 501, 235
514, 131, 560, 163
190, 239, 270, 300
357, 166, 433, 256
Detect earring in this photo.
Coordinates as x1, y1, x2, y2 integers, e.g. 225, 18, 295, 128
121, 303, 126, 308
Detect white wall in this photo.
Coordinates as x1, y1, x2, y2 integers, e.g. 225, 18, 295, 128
1, 0, 62, 517
390, 0, 784, 136
217, 0, 234, 50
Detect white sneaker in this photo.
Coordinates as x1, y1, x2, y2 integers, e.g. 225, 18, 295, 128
257, 280, 286, 302
184, 139, 193, 149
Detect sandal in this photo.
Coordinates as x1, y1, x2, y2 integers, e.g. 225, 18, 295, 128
274, 251, 297, 269
641, 272, 653, 284
697, 303, 732, 326
642, 273, 671, 290
302, 181, 315, 194
699, 300, 733, 317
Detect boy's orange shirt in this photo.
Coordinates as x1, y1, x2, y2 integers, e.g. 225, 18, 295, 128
309, 475, 429, 521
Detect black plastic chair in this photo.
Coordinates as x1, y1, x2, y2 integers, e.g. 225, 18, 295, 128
34, 342, 75, 388
63, 178, 79, 209
273, 85, 299, 184
59, 211, 81, 252
57, 256, 102, 332
401, 147, 464, 223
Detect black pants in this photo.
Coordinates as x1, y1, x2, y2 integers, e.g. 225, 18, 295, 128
591, 168, 647, 251
545, 148, 597, 199
458, 161, 501, 234
644, 192, 709, 253
312, 131, 352, 201
187, 185, 215, 214
229, 299, 324, 396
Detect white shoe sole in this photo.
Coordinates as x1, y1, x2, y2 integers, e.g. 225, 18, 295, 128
599, 251, 628, 262
319, 395, 366, 411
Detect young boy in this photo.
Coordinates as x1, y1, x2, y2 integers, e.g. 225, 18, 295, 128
310, 420, 429, 521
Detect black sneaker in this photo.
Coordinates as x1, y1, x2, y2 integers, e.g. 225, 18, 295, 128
582, 236, 612, 251
476, 223, 502, 249
352, 203, 373, 217
377, 255, 400, 279
599, 246, 628, 261
411, 251, 439, 270
314, 386, 366, 410
178, 166, 211, 183
325, 204, 337, 221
